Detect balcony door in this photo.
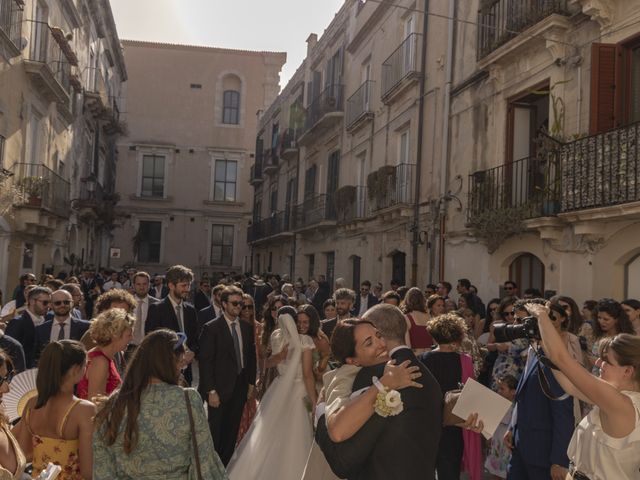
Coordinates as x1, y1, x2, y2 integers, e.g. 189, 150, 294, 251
398, 131, 411, 203
509, 253, 545, 295
403, 15, 415, 72
391, 250, 406, 286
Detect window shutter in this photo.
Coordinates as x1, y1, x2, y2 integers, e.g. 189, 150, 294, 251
590, 43, 617, 134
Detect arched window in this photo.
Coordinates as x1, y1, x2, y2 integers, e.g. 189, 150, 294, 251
223, 90, 240, 124
625, 253, 640, 299
509, 253, 545, 294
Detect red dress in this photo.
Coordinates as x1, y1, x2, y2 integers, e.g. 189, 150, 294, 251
76, 350, 122, 399
407, 313, 434, 349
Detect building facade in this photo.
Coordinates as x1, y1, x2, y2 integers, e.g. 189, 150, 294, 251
0, 0, 126, 295
110, 40, 286, 278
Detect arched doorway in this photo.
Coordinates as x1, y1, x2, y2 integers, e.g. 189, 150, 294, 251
391, 250, 406, 286
625, 253, 640, 299
509, 253, 545, 294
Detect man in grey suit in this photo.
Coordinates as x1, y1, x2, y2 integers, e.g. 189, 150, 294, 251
131, 271, 159, 346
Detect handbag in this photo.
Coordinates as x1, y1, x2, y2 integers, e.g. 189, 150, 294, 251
184, 389, 203, 480
442, 388, 464, 426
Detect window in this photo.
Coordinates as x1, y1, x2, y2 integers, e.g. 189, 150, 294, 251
141, 154, 165, 197
137, 221, 161, 263
308, 254, 315, 280
214, 159, 237, 202
223, 90, 240, 124
326, 252, 335, 288
304, 165, 317, 199
399, 131, 410, 164
211, 224, 234, 266
22, 242, 34, 270
509, 253, 545, 295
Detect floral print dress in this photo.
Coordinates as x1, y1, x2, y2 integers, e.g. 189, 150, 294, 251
490, 339, 528, 391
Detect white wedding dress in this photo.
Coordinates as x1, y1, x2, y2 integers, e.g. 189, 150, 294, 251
227, 312, 315, 480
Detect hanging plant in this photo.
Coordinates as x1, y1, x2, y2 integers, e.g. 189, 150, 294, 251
367, 165, 397, 203
467, 204, 530, 253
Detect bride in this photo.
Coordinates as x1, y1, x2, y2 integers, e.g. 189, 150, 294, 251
227, 305, 318, 480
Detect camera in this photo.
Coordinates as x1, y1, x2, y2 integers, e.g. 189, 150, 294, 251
493, 316, 540, 342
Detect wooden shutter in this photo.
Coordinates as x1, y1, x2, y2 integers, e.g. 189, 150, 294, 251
590, 43, 617, 134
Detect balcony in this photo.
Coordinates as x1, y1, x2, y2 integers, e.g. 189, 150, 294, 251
262, 147, 279, 174
23, 20, 72, 105
346, 80, 375, 132
292, 194, 337, 232
9, 162, 70, 234
467, 155, 561, 226
247, 210, 294, 244
72, 179, 104, 212
298, 84, 344, 146
280, 128, 299, 160
83, 67, 109, 117
560, 123, 640, 215
335, 186, 370, 225
477, 0, 571, 62
381, 33, 421, 104
0, 0, 24, 58
369, 163, 416, 214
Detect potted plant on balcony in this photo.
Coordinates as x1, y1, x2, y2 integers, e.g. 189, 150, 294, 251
367, 165, 396, 209
17, 176, 47, 206
333, 185, 357, 221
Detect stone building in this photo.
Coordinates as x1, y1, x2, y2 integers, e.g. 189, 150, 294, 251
0, 0, 126, 295
110, 40, 285, 278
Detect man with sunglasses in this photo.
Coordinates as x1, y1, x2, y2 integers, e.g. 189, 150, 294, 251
5, 285, 50, 368
199, 285, 256, 466
33, 290, 90, 363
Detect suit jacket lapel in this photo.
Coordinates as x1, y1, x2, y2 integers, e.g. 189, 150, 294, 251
516, 353, 539, 396
164, 298, 180, 331
219, 317, 237, 364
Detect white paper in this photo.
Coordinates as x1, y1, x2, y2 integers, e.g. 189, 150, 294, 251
451, 378, 512, 439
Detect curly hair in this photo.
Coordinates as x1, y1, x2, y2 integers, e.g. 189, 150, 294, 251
94, 289, 137, 315
89, 308, 136, 347
427, 312, 468, 345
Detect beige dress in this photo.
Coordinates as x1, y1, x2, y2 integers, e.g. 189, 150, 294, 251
0, 424, 26, 480
568, 391, 640, 479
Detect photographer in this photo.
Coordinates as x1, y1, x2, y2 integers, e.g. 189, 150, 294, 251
500, 302, 574, 480
527, 302, 640, 480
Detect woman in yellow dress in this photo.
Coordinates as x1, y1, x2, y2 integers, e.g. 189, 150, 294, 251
13, 341, 95, 479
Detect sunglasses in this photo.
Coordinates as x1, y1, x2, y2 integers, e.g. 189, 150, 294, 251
228, 301, 243, 307
35, 299, 50, 306
501, 310, 515, 318
0, 371, 14, 387
242, 305, 254, 310
53, 300, 72, 306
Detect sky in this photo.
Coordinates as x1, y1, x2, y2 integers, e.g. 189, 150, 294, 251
110, 0, 345, 87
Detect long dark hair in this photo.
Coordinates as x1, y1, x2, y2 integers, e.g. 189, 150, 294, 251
550, 295, 583, 334
94, 329, 184, 454
594, 298, 635, 339
36, 341, 86, 409
261, 295, 286, 347
297, 304, 321, 338
400, 287, 427, 314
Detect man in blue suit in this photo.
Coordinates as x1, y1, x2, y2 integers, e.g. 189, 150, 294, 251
506, 341, 574, 480
5, 286, 50, 368
34, 290, 90, 362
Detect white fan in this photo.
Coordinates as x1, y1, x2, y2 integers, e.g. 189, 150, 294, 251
2, 368, 38, 422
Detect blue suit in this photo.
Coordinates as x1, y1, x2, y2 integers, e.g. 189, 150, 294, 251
507, 347, 574, 479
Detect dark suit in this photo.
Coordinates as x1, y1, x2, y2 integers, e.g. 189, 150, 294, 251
34, 318, 90, 362
194, 290, 211, 312
145, 297, 199, 382
316, 346, 442, 480
352, 293, 379, 317
197, 305, 216, 339
5, 311, 38, 368
508, 348, 574, 480
198, 314, 256, 465
321, 316, 338, 339
0, 334, 26, 373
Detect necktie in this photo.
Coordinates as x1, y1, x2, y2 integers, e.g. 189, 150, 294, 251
57, 322, 65, 340
175, 304, 184, 332
231, 321, 242, 373
134, 300, 144, 343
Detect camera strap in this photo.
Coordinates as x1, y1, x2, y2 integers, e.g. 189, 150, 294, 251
532, 345, 570, 402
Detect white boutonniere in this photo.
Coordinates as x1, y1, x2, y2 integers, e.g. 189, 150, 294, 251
372, 376, 404, 417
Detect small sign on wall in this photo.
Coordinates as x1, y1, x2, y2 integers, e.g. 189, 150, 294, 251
110, 248, 121, 259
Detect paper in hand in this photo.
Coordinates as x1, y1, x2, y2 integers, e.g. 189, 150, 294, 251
452, 378, 512, 439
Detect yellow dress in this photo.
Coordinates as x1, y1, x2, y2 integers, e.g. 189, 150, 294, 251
0, 423, 26, 480
25, 399, 82, 480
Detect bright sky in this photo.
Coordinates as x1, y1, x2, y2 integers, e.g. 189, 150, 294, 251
110, 0, 345, 87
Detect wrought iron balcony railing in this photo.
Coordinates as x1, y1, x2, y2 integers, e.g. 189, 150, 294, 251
263, 147, 279, 173
247, 210, 293, 243
11, 162, 70, 217
280, 128, 299, 154
561, 123, 640, 212
370, 163, 416, 211
381, 33, 421, 100
346, 80, 374, 129
467, 154, 561, 222
477, 0, 570, 59
292, 194, 337, 230
0, 0, 24, 56
302, 84, 344, 134
336, 186, 370, 223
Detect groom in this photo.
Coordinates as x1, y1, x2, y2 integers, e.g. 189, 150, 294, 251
199, 285, 256, 465
315, 304, 442, 479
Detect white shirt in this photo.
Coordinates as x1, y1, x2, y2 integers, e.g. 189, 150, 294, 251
153, 285, 165, 298
26, 308, 45, 326
133, 295, 150, 344
224, 314, 244, 369
358, 295, 369, 317
103, 280, 122, 291
213, 303, 223, 318
389, 345, 411, 357
50, 316, 71, 342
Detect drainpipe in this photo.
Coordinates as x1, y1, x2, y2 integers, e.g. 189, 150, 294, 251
411, 0, 430, 287
434, 0, 456, 281
292, 138, 301, 278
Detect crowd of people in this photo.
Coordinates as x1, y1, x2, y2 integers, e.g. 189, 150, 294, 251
0, 266, 639, 480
